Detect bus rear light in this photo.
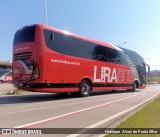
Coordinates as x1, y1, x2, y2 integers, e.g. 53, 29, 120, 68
31, 62, 40, 80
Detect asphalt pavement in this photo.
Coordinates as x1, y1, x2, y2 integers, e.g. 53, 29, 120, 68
0, 84, 160, 137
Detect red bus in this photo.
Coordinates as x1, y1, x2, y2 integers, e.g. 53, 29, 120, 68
12, 24, 147, 97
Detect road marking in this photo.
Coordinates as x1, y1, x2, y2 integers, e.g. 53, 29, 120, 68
14, 92, 144, 128
67, 92, 160, 137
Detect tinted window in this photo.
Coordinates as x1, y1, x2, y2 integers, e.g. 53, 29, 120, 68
44, 30, 94, 59
91, 45, 108, 61
13, 25, 36, 45
120, 47, 144, 67
107, 48, 124, 64
44, 29, 124, 65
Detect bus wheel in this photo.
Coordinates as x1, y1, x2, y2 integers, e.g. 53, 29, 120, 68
79, 80, 91, 97
127, 83, 136, 92
132, 83, 136, 92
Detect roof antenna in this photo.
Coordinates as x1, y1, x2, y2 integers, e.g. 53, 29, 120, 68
44, 0, 48, 26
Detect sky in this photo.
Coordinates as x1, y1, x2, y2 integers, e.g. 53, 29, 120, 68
0, 0, 160, 70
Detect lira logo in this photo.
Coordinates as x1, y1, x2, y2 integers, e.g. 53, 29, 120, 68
93, 66, 133, 83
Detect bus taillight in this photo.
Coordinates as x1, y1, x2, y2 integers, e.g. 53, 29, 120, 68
31, 61, 40, 80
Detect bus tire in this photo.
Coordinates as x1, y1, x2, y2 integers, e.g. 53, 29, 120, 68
127, 83, 136, 92
79, 80, 91, 97
132, 83, 136, 92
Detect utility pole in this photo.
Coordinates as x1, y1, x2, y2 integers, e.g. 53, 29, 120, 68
44, 0, 48, 26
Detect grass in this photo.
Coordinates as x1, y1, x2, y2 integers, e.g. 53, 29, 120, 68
106, 96, 160, 137
147, 77, 160, 83
13, 88, 25, 94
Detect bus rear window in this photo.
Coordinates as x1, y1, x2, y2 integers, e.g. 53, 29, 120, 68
13, 25, 36, 45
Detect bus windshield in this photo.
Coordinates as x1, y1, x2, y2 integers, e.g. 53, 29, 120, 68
13, 25, 36, 45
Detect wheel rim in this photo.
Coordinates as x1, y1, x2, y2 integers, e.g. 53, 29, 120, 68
81, 83, 89, 95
